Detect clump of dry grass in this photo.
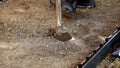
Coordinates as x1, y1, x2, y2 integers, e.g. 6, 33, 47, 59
109, 58, 120, 68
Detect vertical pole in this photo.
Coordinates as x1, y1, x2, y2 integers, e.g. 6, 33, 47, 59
56, 0, 62, 33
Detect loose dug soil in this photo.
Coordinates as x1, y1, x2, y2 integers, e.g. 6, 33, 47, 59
0, 0, 120, 68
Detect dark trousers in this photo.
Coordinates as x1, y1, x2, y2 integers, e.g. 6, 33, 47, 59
63, 0, 95, 7
77, 0, 95, 6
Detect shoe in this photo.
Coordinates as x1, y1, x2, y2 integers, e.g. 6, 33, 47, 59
50, 0, 56, 6
50, 0, 77, 18
62, 1, 76, 17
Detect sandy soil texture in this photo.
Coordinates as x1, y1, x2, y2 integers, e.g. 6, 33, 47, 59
0, 0, 120, 68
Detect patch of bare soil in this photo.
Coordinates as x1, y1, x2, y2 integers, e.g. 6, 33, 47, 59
0, 0, 120, 68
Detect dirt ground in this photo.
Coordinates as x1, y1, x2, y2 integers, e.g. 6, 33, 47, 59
0, 0, 120, 68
